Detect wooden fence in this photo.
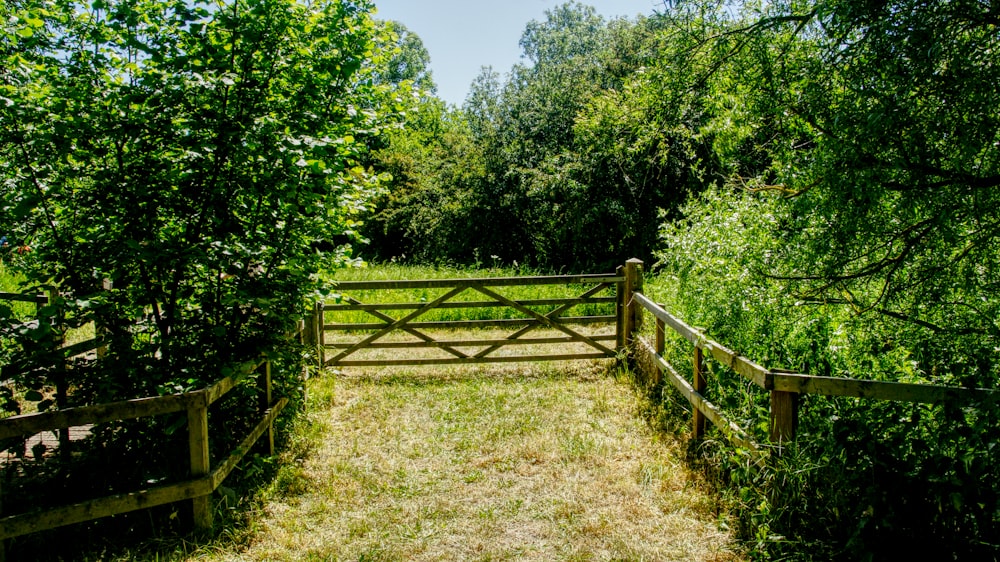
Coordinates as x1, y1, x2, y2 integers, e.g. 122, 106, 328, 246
622, 259, 1000, 457
0, 360, 286, 555
315, 261, 644, 368
0, 290, 290, 560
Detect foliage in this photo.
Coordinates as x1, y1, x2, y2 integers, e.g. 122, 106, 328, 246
362, 3, 713, 272
372, 20, 436, 94
655, 184, 1000, 559
0, 0, 395, 514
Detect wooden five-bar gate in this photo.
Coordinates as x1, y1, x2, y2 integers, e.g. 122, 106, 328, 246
311, 260, 645, 368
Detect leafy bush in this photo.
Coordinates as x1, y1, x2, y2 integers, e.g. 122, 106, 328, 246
0, 0, 396, 528
654, 186, 1000, 560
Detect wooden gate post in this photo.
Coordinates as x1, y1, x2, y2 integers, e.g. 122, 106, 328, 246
623, 259, 644, 352
769, 390, 798, 445
188, 402, 212, 531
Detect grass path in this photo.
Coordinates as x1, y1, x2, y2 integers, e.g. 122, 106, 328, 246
212, 361, 742, 561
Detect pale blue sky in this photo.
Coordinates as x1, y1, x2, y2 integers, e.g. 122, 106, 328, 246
372, 0, 663, 106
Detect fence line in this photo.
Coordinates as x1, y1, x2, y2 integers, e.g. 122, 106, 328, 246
0, 359, 285, 544
624, 260, 999, 452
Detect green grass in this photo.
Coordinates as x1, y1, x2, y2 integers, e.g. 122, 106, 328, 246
116, 360, 741, 561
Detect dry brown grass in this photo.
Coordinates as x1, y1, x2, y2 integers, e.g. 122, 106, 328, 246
202, 359, 743, 562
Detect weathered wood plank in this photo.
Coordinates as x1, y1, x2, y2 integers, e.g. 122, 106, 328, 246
0, 477, 214, 540
771, 372, 1000, 404
0, 394, 199, 440
210, 398, 288, 489
324, 296, 617, 311
323, 334, 618, 349
615, 265, 625, 351
328, 286, 469, 364
324, 315, 617, 332
330, 274, 623, 291
188, 404, 211, 530
333, 353, 613, 367
623, 259, 643, 348
60, 337, 104, 359
640, 339, 760, 458
632, 293, 771, 389
469, 284, 617, 356
262, 362, 274, 456
693, 346, 707, 439
769, 390, 798, 444
204, 377, 236, 407
0, 293, 46, 304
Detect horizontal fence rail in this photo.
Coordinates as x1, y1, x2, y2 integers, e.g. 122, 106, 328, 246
624, 265, 1000, 455
316, 270, 634, 368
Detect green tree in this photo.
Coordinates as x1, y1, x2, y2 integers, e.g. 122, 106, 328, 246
374, 20, 436, 94
0, 0, 393, 492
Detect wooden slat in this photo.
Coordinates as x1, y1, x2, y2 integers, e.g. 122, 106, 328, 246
771, 372, 1000, 404
469, 285, 617, 356
633, 293, 771, 389
0, 293, 46, 304
324, 296, 617, 311
0, 393, 200, 440
328, 285, 469, 364
323, 334, 618, 349
209, 398, 288, 490
204, 377, 236, 407
61, 337, 104, 359
473, 283, 613, 359
330, 274, 623, 291
188, 404, 211, 530
640, 338, 760, 458
324, 315, 616, 332
0, 476, 214, 540
334, 353, 612, 367
342, 295, 468, 360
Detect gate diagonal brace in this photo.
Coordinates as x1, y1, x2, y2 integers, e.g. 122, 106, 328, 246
342, 295, 469, 360
328, 285, 468, 365
473, 283, 612, 359
470, 284, 616, 358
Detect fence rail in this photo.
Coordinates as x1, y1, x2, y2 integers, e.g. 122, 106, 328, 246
625, 265, 1000, 452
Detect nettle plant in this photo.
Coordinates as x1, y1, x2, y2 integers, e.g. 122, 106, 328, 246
0, 0, 394, 417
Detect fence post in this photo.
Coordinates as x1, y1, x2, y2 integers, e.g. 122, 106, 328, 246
615, 265, 625, 352
653, 316, 665, 387
623, 259, 644, 351
188, 401, 212, 531
47, 289, 71, 463
260, 360, 275, 456
316, 301, 325, 370
1, 469, 5, 562
693, 347, 707, 439
769, 390, 798, 445
96, 278, 112, 360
